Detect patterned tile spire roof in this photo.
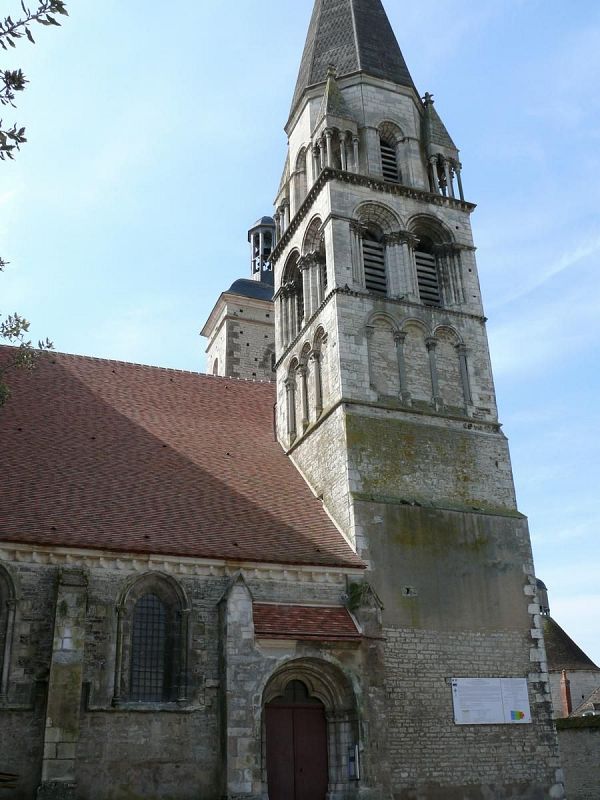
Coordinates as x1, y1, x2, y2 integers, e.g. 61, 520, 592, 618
290, 0, 417, 118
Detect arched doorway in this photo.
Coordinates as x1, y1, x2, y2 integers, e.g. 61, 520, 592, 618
265, 679, 328, 800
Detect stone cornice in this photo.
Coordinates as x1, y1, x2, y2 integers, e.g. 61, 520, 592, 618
271, 168, 476, 265
285, 395, 503, 458
0, 542, 364, 581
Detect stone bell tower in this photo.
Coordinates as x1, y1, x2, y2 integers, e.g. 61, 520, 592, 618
269, 0, 565, 797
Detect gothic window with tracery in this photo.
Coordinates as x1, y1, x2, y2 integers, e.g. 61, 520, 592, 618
114, 574, 189, 706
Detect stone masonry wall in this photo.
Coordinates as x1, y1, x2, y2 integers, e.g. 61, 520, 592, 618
0, 548, 359, 800
558, 723, 600, 800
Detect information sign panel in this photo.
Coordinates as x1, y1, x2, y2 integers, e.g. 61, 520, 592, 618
451, 678, 532, 725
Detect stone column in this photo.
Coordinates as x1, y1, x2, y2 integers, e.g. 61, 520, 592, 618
312, 144, 320, 181
350, 222, 365, 287
291, 292, 299, 339
300, 257, 312, 322
429, 156, 439, 193
274, 212, 281, 243
352, 136, 360, 173
320, 137, 326, 170
315, 254, 326, 306
298, 365, 309, 430
111, 603, 125, 707
37, 568, 88, 800
310, 350, 323, 418
426, 338, 441, 407
283, 201, 290, 231
383, 233, 404, 298
325, 129, 333, 168
455, 161, 465, 201
444, 159, 454, 198
340, 132, 348, 171
218, 573, 263, 798
285, 376, 297, 442
394, 332, 411, 404
365, 326, 376, 392
457, 344, 473, 408
0, 597, 16, 701
398, 231, 419, 300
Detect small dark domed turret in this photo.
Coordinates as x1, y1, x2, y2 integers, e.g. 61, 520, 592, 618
248, 217, 276, 286
537, 578, 550, 616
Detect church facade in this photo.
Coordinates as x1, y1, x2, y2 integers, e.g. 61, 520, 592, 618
0, 1, 567, 799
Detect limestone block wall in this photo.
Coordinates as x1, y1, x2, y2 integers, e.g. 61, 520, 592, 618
558, 721, 600, 800
346, 407, 517, 513
382, 628, 562, 799
359, 501, 563, 799
0, 562, 53, 800
0, 548, 360, 800
204, 296, 275, 381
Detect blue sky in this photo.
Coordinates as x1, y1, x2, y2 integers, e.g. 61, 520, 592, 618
2, 0, 599, 665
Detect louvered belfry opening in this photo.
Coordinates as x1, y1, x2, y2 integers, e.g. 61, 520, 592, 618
363, 230, 387, 296
380, 139, 400, 183
130, 593, 169, 702
415, 239, 442, 306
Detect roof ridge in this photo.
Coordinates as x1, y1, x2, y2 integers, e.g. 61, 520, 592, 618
0, 345, 275, 385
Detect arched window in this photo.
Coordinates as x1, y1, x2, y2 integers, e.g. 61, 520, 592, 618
294, 148, 308, 213
362, 228, 387, 296
114, 574, 189, 706
282, 253, 304, 345
285, 358, 299, 443
303, 217, 328, 307
130, 593, 170, 702
380, 138, 400, 183
414, 236, 442, 307
212, 358, 219, 376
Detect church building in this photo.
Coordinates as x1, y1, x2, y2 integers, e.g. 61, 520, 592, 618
0, 1, 567, 798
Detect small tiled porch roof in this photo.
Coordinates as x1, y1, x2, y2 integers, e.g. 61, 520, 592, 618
253, 603, 361, 641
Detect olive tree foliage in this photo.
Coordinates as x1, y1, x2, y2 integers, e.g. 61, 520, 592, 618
0, 1, 67, 405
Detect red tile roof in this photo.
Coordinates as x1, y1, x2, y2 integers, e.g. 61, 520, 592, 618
0, 348, 363, 570
253, 603, 361, 641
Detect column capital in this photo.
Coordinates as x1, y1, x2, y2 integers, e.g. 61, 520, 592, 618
309, 349, 321, 364
394, 331, 407, 345
425, 337, 438, 352
350, 221, 368, 237
365, 325, 375, 340
284, 376, 296, 390
396, 230, 420, 247
296, 365, 307, 378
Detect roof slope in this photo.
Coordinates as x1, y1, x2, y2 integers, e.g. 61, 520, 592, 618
543, 616, 600, 672
0, 348, 363, 569
291, 0, 416, 117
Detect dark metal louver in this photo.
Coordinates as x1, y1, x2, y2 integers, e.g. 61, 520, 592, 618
363, 239, 387, 296
415, 250, 441, 306
380, 140, 400, 183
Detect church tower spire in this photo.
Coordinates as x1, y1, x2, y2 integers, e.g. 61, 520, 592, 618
269, 2, 564, 796
290, 0, 417, 120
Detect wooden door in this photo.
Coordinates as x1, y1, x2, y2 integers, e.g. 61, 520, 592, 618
266, 680, 328, 800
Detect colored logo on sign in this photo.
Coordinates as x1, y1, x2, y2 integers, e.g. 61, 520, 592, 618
511, 711, 526, 721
